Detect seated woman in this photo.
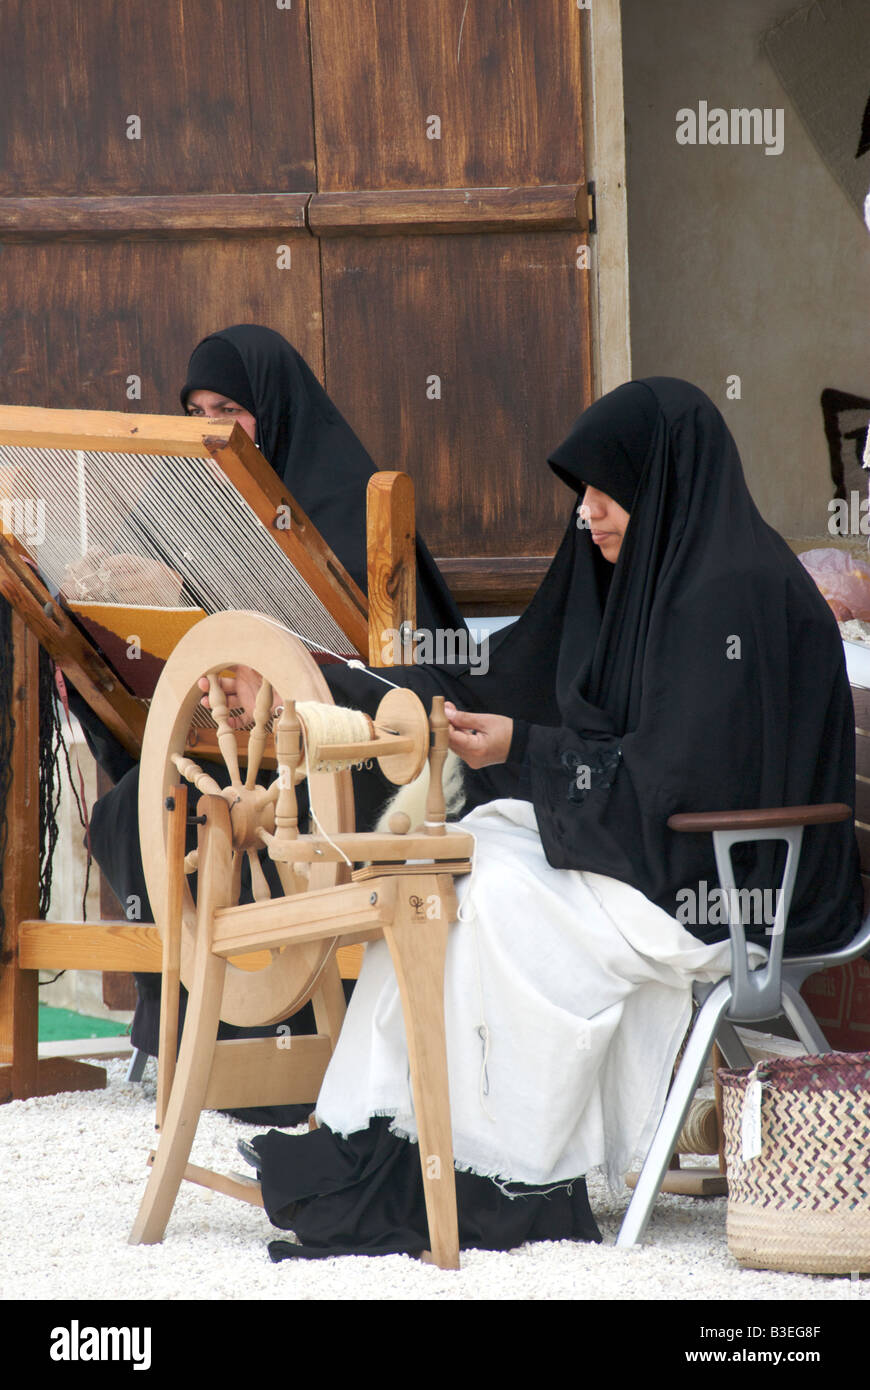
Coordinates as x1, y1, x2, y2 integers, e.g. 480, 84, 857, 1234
234, 377, 861, 1257
72, 323, 465, 1065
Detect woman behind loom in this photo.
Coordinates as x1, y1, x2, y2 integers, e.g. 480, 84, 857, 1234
79, 324, 465, 1064
76, 323, 462, 779
239, 377, 861, 1257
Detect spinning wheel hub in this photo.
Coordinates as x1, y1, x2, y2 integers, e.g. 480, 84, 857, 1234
225, 785, 275, 852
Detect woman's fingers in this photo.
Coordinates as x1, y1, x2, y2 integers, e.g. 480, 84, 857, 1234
197, 667, 265, 729
445, 703, 486, 763
444, 702, 479, 729
198, 672, 242, 723
197, 673, 239, 697
448, 726, 480, 753
444, 708, 513, 768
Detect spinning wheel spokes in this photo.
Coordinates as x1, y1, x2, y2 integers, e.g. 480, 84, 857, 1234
230, 849, 242, 900
176, 666, 276, 808
207, 673, 242, 785
171, 751, 222, 797
139, 611, 355, 1026
246, 848, 272, 901
245, 677, 274, 788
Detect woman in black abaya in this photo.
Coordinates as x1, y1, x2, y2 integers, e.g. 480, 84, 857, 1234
74, 324, 465, 1066
245, 377, 861, 1258
182, 325, 460, 626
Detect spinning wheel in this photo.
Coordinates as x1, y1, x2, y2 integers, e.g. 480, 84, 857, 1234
138, 610, 356, 1026
132, 609, 469, 1268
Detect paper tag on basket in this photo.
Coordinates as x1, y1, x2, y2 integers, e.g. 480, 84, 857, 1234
741, 1077, 763, 1161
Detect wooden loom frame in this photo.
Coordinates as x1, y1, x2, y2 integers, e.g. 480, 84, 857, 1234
0, 405, 419, 1103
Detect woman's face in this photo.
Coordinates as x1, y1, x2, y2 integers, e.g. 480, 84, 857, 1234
185, 389, 256, 444
579, 486, 631, 563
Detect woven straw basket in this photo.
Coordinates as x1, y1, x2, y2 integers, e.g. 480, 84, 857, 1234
719, 1051, 870, 1274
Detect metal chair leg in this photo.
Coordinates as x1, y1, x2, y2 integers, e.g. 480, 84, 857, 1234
712, 1018, 752, 1070
616, 979, 733, 1248
779, 981, 832, 1055
126, 1048, 148, 1083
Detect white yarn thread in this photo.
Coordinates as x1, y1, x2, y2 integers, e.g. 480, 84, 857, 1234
291, 700, 384, 869
295, 701, 372, 773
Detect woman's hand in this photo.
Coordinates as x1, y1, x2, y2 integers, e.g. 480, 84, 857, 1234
444, 702, 513, 769
198, 664, 269, 729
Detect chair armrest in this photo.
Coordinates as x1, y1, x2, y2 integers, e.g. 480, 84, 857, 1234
667, 804, 851, 1018
667, 803, 851, 833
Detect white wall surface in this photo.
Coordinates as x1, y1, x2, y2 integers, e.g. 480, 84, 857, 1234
621, 0, 870, 538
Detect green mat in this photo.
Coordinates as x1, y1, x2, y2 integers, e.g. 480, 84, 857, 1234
38, 1004, 129, 1042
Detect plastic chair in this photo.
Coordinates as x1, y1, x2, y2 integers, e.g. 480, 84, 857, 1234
617, 800, 870, 1247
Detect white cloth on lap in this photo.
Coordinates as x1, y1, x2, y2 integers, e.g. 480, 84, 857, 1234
315, 798, 763, 1188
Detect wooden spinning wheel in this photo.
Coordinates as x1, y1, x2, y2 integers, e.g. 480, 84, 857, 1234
130, 609, 474, 1267
138, 610, 357, 1027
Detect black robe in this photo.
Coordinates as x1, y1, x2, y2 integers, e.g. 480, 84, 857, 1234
181, 324, 461, 629
255, 376, 863, 1260
328, 376, 862, 955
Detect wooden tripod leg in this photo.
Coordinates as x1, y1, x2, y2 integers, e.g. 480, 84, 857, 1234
311, 955, 346, 1050
156, 784, 188, 1128
129, 795, 233, 1246
382, 873, 459, 1271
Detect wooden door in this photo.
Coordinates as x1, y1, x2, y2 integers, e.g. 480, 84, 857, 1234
309, 0, 593, 611
0, 0, 592, 615
0, 1, 322, 404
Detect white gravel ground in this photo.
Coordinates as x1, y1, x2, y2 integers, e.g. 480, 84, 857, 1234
0, 1059, 861, 1303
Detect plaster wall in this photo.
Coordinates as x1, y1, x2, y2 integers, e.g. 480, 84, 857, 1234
621, 0, 870, 538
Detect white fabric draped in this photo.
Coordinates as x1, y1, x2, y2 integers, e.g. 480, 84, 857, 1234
316, 799, 764, 1188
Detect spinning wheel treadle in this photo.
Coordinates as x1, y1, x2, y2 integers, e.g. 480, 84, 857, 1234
138, 609, 355, 1026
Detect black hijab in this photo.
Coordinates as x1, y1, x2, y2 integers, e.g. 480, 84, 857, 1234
359, 378, 861, 954
181, 325, 463, 635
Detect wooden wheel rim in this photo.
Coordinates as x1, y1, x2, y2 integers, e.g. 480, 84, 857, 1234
139, 610, 355, 1026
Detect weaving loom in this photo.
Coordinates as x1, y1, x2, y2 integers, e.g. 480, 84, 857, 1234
0, 407, 373, 750
0, 404, 418, 1106
0, 421, 365, 688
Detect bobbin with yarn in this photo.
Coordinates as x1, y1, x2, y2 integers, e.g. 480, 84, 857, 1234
290, 687, 429, 786
295, 702, 375, 773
